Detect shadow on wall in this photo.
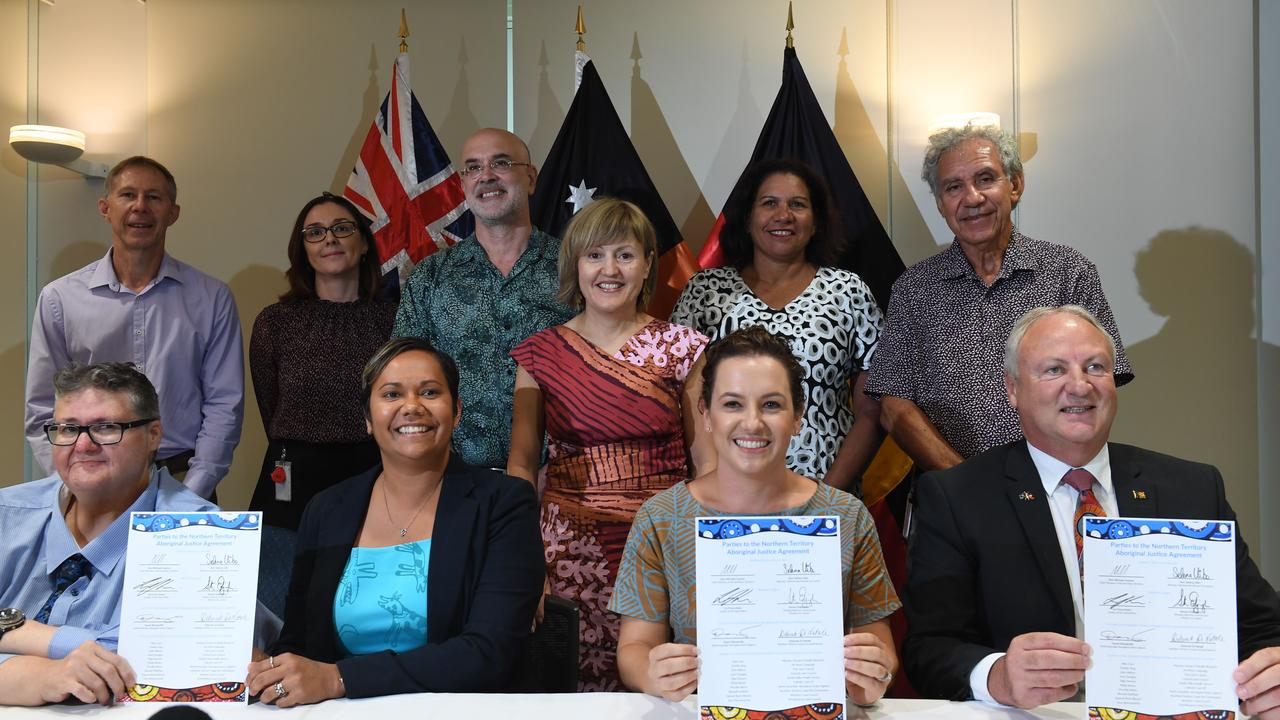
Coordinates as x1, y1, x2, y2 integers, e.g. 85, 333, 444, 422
629, 32, 715, 256
831, 26, 933, 268
329, 45, 384, 193
223, 263, 289, 512
50, 241, 109, 283
2, 146, 24, 180
437, 37, 481, 158
705, 39, 765, 214
0, 340, 28, 488
1110, 227, 1277, 544
529, 40, 565, 166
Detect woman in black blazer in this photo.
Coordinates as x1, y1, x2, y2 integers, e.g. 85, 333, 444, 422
245, 337, 543, 706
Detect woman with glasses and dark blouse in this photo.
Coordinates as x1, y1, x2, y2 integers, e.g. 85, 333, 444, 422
248, 193, 396, 530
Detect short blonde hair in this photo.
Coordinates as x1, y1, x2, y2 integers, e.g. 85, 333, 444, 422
557, 198, 658, 310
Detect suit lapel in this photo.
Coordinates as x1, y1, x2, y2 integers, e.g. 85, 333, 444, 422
427, 455, 479, 643
310, 467, 378, 658
1005, 442, 1075, 627
1111, 444, 1158, 517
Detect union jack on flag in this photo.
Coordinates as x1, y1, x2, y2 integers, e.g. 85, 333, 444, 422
343, 52, 473, 284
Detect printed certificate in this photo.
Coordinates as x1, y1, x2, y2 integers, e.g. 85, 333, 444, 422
1083, 517, 1238, 719
696, 516, 845, 718
117, 512, 262, 704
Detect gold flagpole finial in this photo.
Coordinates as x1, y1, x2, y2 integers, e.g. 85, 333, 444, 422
785, 1, 794, 48
575, 5, 586, 52
398, 8, 410, 53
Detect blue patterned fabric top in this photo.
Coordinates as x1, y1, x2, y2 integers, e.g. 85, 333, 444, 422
333, 539, 431, 656
392, 229, 575, 468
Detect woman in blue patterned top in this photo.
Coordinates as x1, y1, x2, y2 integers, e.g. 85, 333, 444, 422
245, 338, 543, 706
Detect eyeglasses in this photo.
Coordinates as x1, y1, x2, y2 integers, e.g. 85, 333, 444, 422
44, 418, 157, 446
301, 221, 358, 244
458, 159, 532, 177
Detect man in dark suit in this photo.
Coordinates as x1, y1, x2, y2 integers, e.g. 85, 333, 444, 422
903, 305, 1280, 716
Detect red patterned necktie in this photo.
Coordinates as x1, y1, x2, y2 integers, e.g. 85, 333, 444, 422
1062, 468, 1105, 576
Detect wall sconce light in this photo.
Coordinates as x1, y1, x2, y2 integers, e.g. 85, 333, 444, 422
927, 112, 1002, 136
9, 124, 109, 178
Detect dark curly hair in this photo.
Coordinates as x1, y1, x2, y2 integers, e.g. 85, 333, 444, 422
718, 158, 844, 269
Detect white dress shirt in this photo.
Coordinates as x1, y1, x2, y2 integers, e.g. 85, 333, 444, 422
968, 442, 1120, 704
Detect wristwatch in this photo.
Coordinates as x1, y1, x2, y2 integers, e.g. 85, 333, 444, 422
0, 608, 24, 639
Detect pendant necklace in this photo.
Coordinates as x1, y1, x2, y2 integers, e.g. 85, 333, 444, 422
382, 475, 442, 538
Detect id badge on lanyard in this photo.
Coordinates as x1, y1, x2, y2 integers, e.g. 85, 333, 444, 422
272, 446, 292, 502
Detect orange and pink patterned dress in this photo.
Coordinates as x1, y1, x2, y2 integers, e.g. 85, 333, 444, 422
510, 318, 708, 690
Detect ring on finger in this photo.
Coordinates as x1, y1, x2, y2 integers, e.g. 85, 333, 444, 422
269, 656, 276, 669
274, 681, 288, 698
877, 668, 894, 684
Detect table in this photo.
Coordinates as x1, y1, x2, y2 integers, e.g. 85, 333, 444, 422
0, 695, 1087, 718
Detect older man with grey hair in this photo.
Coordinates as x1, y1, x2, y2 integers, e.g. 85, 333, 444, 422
865, 123, 1133, 475
903, 305, 1280, 713
0, 362, 274, 707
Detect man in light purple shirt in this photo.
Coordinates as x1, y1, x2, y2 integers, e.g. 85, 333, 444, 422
24, 156, 243, 498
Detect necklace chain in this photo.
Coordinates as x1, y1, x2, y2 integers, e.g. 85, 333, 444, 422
381, 475, 442, 538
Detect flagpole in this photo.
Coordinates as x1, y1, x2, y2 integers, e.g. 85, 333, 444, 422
574, 5, 588, 92
399, 8, 409, 52
575, 5, 586, 52
785, 1, 794, 48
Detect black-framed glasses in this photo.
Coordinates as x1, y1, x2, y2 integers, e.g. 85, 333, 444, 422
458, 159, 532, 177
301, 221, 358, 244
44, 418, 157, 446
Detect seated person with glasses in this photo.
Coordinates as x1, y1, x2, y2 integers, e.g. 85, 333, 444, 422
0, 362, 279, 706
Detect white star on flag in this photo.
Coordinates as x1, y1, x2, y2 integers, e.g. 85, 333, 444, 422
565, 179, 597, 214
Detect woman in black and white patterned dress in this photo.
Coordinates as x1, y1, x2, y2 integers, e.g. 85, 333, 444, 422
671, 159, 883, 493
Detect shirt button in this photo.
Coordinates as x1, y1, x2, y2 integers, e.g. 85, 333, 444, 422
135, 329, 143, 336
70, 590, 79, 597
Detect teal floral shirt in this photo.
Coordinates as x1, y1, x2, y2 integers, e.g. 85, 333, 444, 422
393, 229, 574, 468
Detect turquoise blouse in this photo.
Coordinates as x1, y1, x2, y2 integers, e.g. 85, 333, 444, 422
332, 539, 431, 656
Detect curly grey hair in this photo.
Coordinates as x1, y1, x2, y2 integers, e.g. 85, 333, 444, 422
921, 123, 1023, 197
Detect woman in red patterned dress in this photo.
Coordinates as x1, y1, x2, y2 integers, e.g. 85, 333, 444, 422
507, 198, 709, 690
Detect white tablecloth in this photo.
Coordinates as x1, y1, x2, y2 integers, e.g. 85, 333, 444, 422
0, 694, 1087, 719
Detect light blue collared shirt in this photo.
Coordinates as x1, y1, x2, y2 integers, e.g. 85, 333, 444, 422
0, 468, 216, 665
24, 249, 245, 496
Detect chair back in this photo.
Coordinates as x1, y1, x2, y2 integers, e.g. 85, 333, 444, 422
511, 595, 579, 692
257, 524, 297, 618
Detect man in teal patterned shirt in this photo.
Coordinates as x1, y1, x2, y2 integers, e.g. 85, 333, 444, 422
394, 128, 573, 468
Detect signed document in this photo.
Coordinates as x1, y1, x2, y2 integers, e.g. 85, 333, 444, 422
695, 516, 845, 718
1083, 517, 1238, 719
117, 512, 262, 704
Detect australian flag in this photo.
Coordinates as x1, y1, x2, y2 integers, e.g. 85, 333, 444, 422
344, 52, 473, 286
531, 53, 698, 318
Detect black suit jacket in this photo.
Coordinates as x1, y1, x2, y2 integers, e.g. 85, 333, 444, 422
271, 456, 543, 698
903, 440, 1280, 701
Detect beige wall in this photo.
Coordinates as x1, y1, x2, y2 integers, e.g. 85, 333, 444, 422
11, 1, 1277, 572
1, 0, 27, 488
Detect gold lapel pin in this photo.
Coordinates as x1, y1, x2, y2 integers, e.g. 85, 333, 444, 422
1019, 491, 1036, 501
1131, 490, 1147, 500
